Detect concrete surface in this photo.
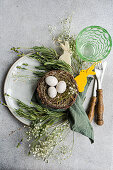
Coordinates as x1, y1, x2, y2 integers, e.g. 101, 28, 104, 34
0, 0, 113, 170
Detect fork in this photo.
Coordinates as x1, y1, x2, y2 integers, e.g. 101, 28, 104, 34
95, 61, 107, 125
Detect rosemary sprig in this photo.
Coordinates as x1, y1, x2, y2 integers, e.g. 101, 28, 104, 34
44, 60, 73, 73
31, 46, 58, 59
16, 66, 46, 77
29, 46, 59, 64
16, 138, 23, 148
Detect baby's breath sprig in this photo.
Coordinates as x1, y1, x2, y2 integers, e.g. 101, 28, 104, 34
48, 16, 85, 75
1, 94, 72, 162
68, 85, 78, 95
27, 120, 72, 162
0, 97, 73, 162
14, 98, 70, 161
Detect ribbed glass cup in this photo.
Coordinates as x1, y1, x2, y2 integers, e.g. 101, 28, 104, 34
76, 26, 112, 62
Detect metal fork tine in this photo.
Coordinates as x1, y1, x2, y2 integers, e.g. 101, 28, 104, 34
96, 62, 103, 70
98, 63, 100, 69
100, 62, 103, 70
99, 63, 101, 68
96, 63, 100, 69
98, 63, 101, 69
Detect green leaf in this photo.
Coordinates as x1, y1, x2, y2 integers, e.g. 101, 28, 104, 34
68, 77, 94, 143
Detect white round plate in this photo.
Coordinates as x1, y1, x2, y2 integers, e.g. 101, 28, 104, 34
4, 56, 40, 125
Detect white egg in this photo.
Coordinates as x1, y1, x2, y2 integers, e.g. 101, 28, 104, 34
56, 81, 66, 93
45, 76, 58, 87
48, 87, 57, 98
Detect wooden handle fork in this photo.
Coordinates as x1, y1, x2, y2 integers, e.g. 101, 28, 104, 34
88, 96, 97, 122
96, 89, 104, 125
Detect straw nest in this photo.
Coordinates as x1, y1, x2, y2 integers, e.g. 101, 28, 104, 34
37, 70, 78, 109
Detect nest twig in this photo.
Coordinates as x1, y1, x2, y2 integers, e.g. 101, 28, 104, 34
37, 70, 78, 109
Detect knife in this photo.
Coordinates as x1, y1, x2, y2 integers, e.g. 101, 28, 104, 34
87, 77, 97, 122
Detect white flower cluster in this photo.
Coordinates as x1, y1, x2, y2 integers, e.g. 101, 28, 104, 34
26, 121, 73, 162
68, 84, 77, 95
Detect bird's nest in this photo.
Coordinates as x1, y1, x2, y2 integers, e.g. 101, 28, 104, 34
37, 70, 78, 109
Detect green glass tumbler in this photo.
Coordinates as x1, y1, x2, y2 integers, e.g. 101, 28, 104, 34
76, 26, 112, 62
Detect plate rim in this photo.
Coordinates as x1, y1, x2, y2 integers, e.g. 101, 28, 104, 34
4, 56, 32, 126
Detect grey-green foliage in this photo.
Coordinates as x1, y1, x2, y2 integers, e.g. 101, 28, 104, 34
29, 46, 73, 74
29, 46, 59, 63
15, 99, 67, 123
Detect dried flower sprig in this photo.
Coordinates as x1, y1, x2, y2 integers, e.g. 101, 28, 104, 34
27, 120, 73, 162
2, 94, 73, 162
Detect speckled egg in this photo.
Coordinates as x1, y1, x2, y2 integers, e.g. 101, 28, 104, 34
45, 76, 58, 87
56, 81, 66, 93
48, 87, 57, 98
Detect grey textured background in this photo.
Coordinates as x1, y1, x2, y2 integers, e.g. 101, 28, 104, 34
0, 0, 113, 170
